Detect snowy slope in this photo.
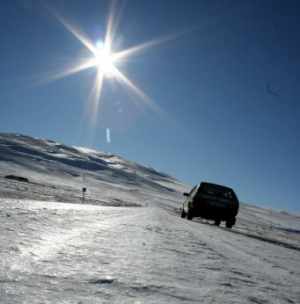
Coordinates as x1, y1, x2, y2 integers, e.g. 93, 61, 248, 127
0, 133, 186, 206
0, 133, 299, 303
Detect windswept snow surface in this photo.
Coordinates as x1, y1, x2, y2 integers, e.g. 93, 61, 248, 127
0, 133, 300, 303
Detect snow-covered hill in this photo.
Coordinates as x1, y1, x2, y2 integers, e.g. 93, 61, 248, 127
0, 133, 186, 207
0, 133, 299, 303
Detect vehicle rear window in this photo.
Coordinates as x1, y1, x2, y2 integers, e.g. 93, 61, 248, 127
200, 184, 233, 199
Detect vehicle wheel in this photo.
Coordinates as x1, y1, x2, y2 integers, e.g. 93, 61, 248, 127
226, 218, 236, 228
214, 219, 221, 226
187, 210, 193, 220
181, 209, 186, 218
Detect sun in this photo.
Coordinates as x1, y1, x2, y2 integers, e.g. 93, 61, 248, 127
46, 5, 173, 125
93, 40, 116, 78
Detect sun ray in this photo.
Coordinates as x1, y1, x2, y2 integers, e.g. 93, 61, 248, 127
104, 1, 116, 48
112, 30, 188, 62
47, 58, 96, 82
104, 0, 125, 50
112, 67, 162, 114
46, 6, 97, 56
88, 70, 104, 126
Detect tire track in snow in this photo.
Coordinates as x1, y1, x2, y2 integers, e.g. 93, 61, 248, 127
165, 209, 300, 304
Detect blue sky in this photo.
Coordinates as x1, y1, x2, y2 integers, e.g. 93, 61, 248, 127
0, 0, 299, 212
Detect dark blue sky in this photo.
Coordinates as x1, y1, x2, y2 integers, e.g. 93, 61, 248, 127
1, 0, 299, 212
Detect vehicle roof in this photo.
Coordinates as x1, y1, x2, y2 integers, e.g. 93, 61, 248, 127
199, 182, 233, 192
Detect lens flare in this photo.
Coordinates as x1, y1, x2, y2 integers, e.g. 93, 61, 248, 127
106, 128, 111, 143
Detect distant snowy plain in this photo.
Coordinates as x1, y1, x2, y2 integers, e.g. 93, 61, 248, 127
0, 134, 299, 303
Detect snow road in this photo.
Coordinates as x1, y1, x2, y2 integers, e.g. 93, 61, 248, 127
1, 199, 299, 304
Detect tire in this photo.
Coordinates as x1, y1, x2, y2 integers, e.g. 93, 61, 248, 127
214, 219, 221, 226
226, 222, 233, 228
226, 217, 236, 228
181, 209, 186, 218
187, 210, 193, 220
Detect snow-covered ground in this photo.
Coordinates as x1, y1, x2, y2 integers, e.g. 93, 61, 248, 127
0, 133, 299, 303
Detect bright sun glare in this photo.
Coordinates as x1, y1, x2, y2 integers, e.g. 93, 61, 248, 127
46, 3, 179, 125
94, 41, 116, 77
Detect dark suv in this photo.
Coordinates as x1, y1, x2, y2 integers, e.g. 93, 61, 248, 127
181, 182, 239, 228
